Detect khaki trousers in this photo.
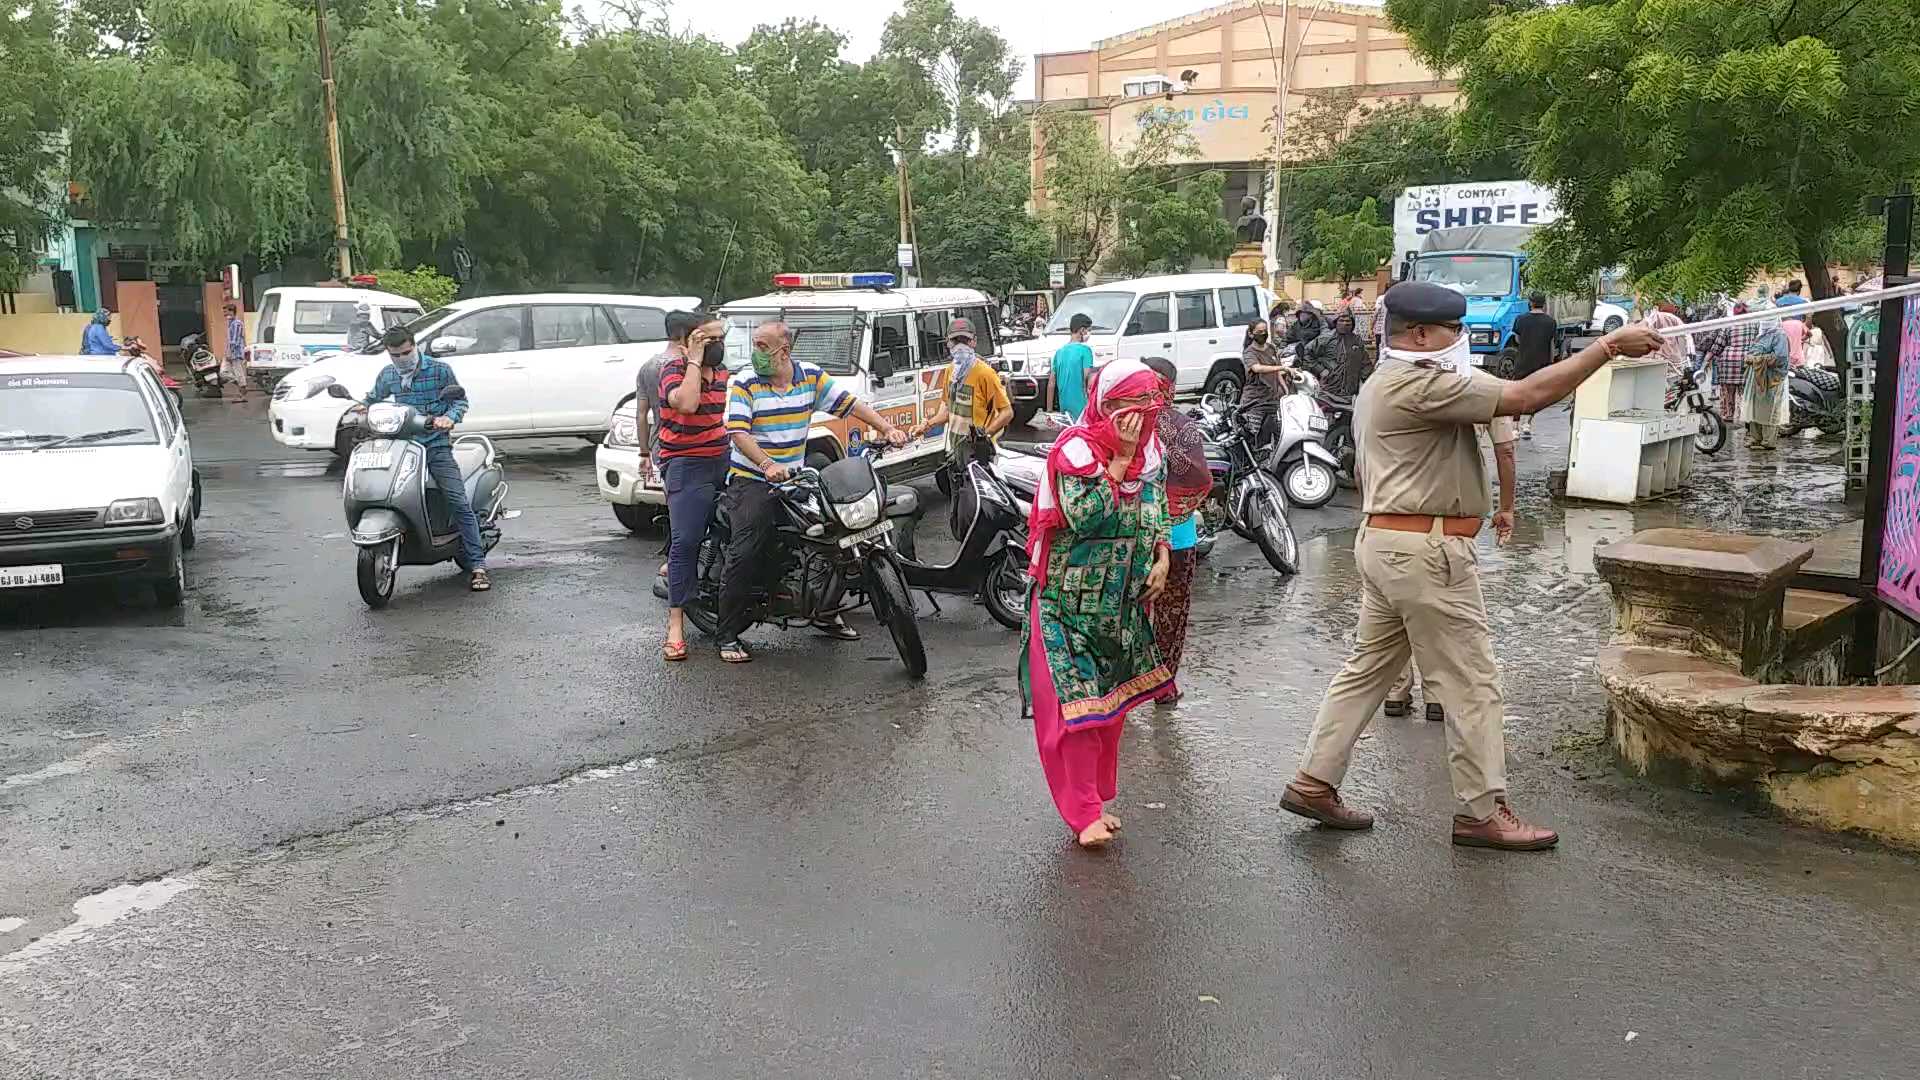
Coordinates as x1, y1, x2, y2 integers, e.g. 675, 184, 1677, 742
1388, 660, 1418, 704
1299, 522, 1506, 818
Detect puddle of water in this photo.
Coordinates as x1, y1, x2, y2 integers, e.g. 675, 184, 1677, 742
0, 917, 24, 934
0, 877, 196, 966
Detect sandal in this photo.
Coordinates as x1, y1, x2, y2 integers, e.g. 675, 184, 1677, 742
469, 569, 492, 592
719, 640, 752, 664
662, 640, 689, 662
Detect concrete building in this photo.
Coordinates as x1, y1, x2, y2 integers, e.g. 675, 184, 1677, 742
1029, 0, 1456, 275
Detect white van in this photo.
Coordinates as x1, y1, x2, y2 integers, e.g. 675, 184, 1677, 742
596, 272, 1001, 530
998, 272, 1274, 421
247, 285, 424, 387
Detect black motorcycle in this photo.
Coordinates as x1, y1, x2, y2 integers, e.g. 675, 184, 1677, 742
1787, 366, 1843, 437
1666, 365, 1727, 455
1193, 395, 1299, 575
892, 440, 1031, 630
684, 457, 927, 677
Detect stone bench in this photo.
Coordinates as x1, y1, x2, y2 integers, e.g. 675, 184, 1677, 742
1593, 528, 1920, 847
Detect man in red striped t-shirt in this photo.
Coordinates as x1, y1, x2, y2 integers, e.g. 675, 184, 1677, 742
657, 310, 731, 661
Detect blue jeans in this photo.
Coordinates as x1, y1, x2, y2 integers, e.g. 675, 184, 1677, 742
423, 442, 486, 570
663, 455, 724, 607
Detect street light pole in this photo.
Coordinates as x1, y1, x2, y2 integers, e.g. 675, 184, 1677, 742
315, 0, 352, 279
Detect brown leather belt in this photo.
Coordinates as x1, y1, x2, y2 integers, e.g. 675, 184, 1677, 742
1367, 513, 1482, 537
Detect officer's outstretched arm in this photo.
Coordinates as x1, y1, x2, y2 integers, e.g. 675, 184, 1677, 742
1497, 325, 1665, 416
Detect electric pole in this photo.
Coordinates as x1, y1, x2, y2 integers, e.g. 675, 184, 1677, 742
315, 0, 353, 279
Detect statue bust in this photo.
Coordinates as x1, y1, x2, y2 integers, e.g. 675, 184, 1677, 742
1234, 196, 1267, 244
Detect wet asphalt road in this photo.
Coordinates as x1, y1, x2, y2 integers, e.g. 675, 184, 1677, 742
2, 395, 1915, 1078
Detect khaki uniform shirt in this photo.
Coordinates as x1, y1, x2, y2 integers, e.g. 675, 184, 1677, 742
1355, 361, 1506, 518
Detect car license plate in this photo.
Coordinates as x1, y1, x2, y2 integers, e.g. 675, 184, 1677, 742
837, 521, 894, 548
1309, 416, 1329, 432
351, 446, 393, 470
0, 563, 63, 588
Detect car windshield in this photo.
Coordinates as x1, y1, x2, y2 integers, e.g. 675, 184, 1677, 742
1413, 255, 1514, 299
0, 373, 159, 450
720, 310, 861, 375
1046, 292, 1132, 335
348, 305, 455, 354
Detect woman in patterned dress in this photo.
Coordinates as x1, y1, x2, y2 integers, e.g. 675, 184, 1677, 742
1021, 359, 1174, 849
1140, 356, 1213, 703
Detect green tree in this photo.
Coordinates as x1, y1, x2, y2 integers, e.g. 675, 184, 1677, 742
1384, 0, 1920, 355
1039, 111, 1233, 284
0, 0, 68, 292
1298, 197, 1393, 289
367, 265, 458, 309
876, 0, 1021, 155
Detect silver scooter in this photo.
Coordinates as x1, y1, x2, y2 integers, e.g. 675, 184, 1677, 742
338, 389, 509, 608
1270, 372, 1341, 510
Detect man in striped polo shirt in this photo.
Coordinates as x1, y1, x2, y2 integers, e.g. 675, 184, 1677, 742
656, 310, 731, 661
714, 319, 907, 663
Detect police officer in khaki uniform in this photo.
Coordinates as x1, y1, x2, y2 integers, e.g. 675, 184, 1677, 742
1281, 281, 1664, 850
1387, 411, 1519, 723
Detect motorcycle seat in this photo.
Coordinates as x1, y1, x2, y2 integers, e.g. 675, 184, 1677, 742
451, 441, 490, 479
886, 487, 920, 518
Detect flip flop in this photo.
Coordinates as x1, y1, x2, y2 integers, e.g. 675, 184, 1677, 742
662, 640, 688, 662
469, 569, 492, 592
812, 619, 860, 641
719, 640, 752, 664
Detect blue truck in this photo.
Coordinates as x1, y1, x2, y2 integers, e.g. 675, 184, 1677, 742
1401, 225, 1592, 372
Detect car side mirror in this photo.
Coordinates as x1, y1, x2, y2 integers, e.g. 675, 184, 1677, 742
428, 337, 460, 357
871, 349, 895, 382
438, 384, 467, 402
325, 383, 352, 399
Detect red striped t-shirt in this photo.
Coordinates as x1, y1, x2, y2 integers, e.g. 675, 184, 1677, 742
657, 352, 730, 459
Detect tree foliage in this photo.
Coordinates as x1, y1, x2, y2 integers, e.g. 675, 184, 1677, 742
1038, 112, 1233, 286
1384, 0, 1920, 312
368, 265, 458, 309
0, 0, 68, 291
1298, 197, 1393, 289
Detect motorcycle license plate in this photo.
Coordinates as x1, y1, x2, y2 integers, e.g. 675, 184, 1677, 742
1686, 392, 1705, 408
0, 563, 63, 588
837, 521, 894, 548
1308, 416, 1329, 432
351, 445, 393, 470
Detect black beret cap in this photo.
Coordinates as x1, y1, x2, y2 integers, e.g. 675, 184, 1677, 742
1382, 281, 1467, 324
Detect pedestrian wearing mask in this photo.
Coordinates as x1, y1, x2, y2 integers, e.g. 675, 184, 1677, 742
1306, 311, 1370, 399
655, 311, 731, 661
346, 301, 380, 353
1742, 322, 1791, 450
1282, 281, 1666, 851
1022, 358, 1174, 849
1049, 313, 1097, 422
913, 318, 1012, 454
1239, 319, 1287, 445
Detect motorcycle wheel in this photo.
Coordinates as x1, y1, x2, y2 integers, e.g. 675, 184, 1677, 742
356, 539, 398, 609
1326, 426, 1357, 489
685, 539, 722, 636
1283, 459, 1337, 510
865, 554, 927, 678
982, 548, 1030, 630
1244, 482, 1299, 575
1694, 409, 1727, 455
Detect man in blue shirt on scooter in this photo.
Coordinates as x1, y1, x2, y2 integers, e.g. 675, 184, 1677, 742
359, 326, 491, 592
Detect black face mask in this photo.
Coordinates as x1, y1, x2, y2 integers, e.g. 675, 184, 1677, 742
702, 340, 725, 366
1251, 331, 1268, 342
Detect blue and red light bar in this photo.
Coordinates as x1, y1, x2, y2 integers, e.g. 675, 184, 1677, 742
771, 272, 897, 290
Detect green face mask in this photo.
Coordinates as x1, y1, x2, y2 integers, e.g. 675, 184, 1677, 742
751, 347, 777, 376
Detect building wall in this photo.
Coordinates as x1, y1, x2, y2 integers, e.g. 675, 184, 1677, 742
1032, 0, 1456, 212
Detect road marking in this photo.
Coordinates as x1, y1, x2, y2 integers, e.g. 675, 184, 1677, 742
0, 877, 196, 967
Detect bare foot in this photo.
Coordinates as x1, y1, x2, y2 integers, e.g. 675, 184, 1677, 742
1100, 811, 1122, 832
1076, 821, 1115, 849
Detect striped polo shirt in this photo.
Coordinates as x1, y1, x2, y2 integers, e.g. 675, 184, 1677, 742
656, 350, 730, 459
726, 362, 854, 480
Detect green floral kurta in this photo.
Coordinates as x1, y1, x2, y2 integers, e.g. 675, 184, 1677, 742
1022, 473, 1173, 728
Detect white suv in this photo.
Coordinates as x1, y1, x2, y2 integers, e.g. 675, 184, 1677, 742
998, 273, 1274, 420
269, 292, 700, 455
0, 355, 201, 606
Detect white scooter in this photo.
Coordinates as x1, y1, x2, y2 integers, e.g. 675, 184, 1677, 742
1270, 373, 1340, 510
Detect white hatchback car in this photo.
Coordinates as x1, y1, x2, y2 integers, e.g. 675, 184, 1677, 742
269, 292, 700, 455
0, 355, 201, 606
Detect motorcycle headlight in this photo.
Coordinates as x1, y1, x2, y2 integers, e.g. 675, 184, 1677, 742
606, 410, 639, 448
105, 497, 164, 525
367, 404, 407, 435
833, 489, 881, 531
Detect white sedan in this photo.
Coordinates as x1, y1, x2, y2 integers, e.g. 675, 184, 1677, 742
269, 292, 699, 455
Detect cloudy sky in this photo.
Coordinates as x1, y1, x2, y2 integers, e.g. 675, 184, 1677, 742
615, 0, 1382, 99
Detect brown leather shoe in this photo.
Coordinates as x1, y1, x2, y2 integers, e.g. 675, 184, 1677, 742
1281, 781, 1375, 830
1452, 799, 1558, 850
1425, 702, 1445, 723
1383, 698, 1411, 718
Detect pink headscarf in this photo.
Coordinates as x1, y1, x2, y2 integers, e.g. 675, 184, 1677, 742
1026, 359, 1167, 586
